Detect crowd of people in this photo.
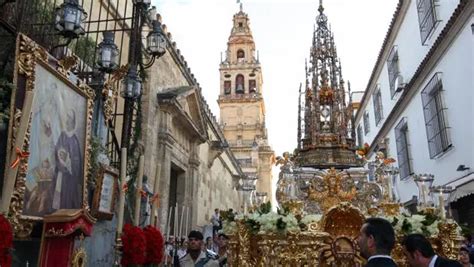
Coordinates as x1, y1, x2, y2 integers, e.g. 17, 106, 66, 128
164, 230, 229, 267
163, 208, 473, 267
163, 208, 229, 267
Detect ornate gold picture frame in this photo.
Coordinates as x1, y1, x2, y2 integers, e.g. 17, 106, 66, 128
2, 34, 94, 238
91, 164, 118, 220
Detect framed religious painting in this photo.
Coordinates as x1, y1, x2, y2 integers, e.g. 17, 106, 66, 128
2, 34, 94, 237
91, 164, 118, 220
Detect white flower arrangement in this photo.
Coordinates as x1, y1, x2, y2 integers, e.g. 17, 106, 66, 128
282, 214, 300, 232
383, 213, 443, 237
222, 220, 237, 235
222, 211, 325, 235
301, 214, 322, 225
256, 212, 280, 233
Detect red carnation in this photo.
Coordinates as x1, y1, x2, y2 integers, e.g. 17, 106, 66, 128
121, 224, 146, 266
143, 225, 164, 265
0, 214, 13, 267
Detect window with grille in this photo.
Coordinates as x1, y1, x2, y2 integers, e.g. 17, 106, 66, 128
395, 118, 412, 180
387, 46, 400, 98
421, 73, 451, 158
363, 111, 370, 135
357, 124, 364, 147
373, 86, 383, 125
416, 0, 439, 45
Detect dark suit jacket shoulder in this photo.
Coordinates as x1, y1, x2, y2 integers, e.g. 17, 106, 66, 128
435, 256, 462, 267
364, 257, 398, 267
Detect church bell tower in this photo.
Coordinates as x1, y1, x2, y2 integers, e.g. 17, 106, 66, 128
218, 4, 274, 202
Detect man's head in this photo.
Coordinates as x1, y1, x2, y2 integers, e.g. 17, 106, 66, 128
402, 234, 435, 267
187, 230, 204, 252
459, 246, 471, 265
218, 233, 229, 248
215, 208, 219, 214
357, 217, 395, 259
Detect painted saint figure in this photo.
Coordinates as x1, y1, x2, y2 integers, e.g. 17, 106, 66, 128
52, 109, 83, 209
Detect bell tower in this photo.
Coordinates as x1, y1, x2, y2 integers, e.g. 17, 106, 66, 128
218, 5, 274, 202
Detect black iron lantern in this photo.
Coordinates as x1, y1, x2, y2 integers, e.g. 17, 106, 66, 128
146, 20, 167, 58
132, 0, 151, 6
55, 0, 87, 38
121, 65, 141, 99
97, 31, 119, 73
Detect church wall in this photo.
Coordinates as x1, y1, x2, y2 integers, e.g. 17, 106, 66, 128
193, 125, 241, 227
136, 21, 244, 233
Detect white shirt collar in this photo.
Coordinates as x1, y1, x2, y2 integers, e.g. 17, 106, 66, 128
428, 255, 438, 267
368, 255, 393, 262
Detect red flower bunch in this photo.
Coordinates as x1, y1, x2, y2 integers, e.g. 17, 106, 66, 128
0, 214, 13, 267
143, 225, 164, 264
121, 224, 146, 266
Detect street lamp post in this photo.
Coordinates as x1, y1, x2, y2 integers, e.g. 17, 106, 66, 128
121, 0, 166, 150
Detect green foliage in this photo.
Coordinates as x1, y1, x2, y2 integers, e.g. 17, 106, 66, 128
0, 78, 14, 124
70, 37, 96, 67
257, 201, 272, 215
221, 209, 236, 222
277, 206, 289, 216
401, 218, 412, 233
391, 216, 399, 227
276, 218, 286, 231
88, 136, 107, 188
420, 211, 438, 226
245, 218, 260, 235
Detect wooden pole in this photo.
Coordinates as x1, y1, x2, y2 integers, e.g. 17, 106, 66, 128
151, 163, 161, 226
117, 148, 127, 235
133, 155, 145, 226
1, 91, 34, 213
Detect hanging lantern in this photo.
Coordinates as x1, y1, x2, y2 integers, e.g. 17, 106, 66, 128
146, 20, 167, 58
121, 65, 141, 99
55, 0, 87, 38
97, 31, 119, 73
132, 0, 151, 6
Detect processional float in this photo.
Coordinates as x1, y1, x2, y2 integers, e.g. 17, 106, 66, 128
222, 2, 461, 266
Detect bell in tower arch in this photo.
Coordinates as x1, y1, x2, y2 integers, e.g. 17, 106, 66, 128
236, 74, 245, 94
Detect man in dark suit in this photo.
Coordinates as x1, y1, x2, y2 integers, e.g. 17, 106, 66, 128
402, 233, 462, 267
358, 217, 398, 267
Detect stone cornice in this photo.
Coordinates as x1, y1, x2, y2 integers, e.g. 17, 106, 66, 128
157, 97, 206, 143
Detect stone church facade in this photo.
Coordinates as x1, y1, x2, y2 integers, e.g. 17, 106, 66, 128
218, 7, 275, 202
139, 22, 243, 232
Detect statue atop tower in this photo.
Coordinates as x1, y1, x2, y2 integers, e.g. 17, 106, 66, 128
295, 1, 362, 169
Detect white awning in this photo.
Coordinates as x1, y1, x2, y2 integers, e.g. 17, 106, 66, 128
448, 178, 474, 203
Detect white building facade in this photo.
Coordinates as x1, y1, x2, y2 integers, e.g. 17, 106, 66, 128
354, 0, 473, 229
